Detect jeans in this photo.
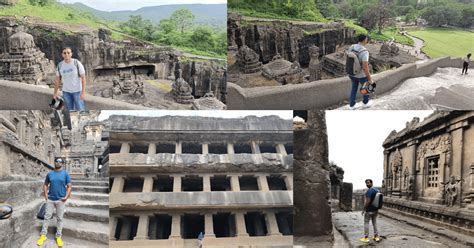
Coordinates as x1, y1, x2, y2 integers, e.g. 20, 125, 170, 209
462, 62, 469, 74
349, 76, 370, 107
40, 200, 66, 237
63, 91, 85, 111
364, 211, 378, 237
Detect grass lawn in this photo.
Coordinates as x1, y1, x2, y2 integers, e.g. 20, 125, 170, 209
408, 28, 474, 58
370, 27, 414, 46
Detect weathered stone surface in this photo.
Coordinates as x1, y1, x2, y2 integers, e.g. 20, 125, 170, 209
339, 182, 352, 211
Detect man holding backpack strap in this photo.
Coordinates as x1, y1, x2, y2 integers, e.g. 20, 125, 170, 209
360, 179, 381, 243
53, 47, 87, 111
346, 34, 375, 110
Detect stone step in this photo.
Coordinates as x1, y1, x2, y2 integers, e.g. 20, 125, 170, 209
64, 207, 109, 223
21, 234, 108, 248
70, 192, 108, 203
71, 180, 109, 187
33, 218, 109, 244
73, 185, 109, 194
66, 199, 109, 210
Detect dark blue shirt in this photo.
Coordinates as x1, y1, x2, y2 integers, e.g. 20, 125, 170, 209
366, 187, 378, 212
44, 170, 71, 201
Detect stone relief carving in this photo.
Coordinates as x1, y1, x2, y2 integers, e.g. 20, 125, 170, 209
442, 176, 461, 207
390, 148, 402, 189
416, 134, 451, 171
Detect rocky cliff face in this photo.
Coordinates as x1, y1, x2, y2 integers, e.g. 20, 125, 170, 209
228, 13, 355, 66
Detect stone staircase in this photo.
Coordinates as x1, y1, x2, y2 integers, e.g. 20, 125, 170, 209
21, 177, 109, 248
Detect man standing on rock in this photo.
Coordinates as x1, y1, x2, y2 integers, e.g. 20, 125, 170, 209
347, 34, 375, 110
37, 157, 72, 247
360, 179, 381, 243
53, 47, 87, 111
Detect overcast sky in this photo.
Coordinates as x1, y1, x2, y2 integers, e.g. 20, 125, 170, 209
326, 110, 433, 190
98, 110, 292, 121
59, 0, 227, 11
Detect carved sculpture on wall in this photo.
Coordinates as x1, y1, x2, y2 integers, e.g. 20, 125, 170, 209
416, 134, 452, 172
390, 148, 402, 188
407, 176, 414, 199
403, 166, 409, 188
443, 176, 460, 207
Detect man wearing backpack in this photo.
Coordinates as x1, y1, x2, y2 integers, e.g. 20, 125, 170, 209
360, 179, 381, 243
53, 47, 87, 111
36, 157, 72, 247
346, 34, 375, 110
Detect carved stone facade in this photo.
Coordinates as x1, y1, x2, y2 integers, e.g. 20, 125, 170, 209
383, 111, 474, 235
171, 69, 195, 104
308, 45, 322, 81
262, 54, 307, 85
108, 115, 293, 247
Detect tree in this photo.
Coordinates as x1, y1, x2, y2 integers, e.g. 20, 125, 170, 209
359, 2, 393, 34
191, 26, 215, 51
170, 8, 195, 34
120, 15, 155, 41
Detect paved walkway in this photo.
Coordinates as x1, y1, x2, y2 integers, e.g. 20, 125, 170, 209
333, 211, 472, 247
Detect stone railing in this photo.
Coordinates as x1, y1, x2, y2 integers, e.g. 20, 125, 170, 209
0, 80, 149, 110
383, 197, 474, 236
227, 57, 470, 109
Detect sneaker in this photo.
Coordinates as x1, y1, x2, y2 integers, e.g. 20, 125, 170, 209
36, 235, 47, 246
56, 236, 63, 247
361, 102, 372, 109
349, 105, 356, 110
373, 235, 381, 242
359, 237, 370, 243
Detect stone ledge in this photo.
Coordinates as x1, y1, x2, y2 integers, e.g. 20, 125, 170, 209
109, 236, 293, 247
109, 191, 293, 210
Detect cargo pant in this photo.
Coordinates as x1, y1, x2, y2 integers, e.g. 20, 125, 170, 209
40, 200, 65, 237
364, 211, 378, 237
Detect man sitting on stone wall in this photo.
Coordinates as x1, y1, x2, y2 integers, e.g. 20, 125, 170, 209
53, 47, 87, 111
36, 157, 72, 247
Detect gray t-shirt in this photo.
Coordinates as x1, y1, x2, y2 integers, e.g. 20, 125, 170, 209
349, 44, 369, 78
56, 59, 85, 93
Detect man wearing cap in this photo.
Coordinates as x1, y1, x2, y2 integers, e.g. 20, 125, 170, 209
348, 34, 375, 110
37, 158, 72, 247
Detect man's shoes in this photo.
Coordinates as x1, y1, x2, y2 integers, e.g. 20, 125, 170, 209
36, 235, 47, 246
361, 102, 372, 109
373, 235, 381, 242
349, 105, 356, 110
359, 237, 370, 243
56, 236, 63, 247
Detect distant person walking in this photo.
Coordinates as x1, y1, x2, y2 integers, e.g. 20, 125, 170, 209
346, 34, 375, 109
462, 53, 471, 75
37, 157, 72, 247
360, 179, 381, 243
53, 47, 86, 111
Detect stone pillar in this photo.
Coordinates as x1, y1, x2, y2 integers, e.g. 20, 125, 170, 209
468, 163, 474, 210
203, 174, 211, 192
109, 215, 117, 240
265, 212, 282, 236
120, 142, 131, 153
175, 141, 182, 154
230, 175, 240, 192
204, 213, 215, 237
111, 176, 124, 193
0, 142, 11, 177
251, 141, 260, 154
173, 175, 182, 192
148, 143, 156, 155
275, 143, 287, 155
407, 140, 417, 200
202, 143, 209, 155
170, 214, 181, 238
143, 176, 154, 193
235, 212, 249, 237
227, 143, 234, 154
383, 150, 390, 196
257, 175, 269, 192
134, 214, 149, 240
284, 174, 293, 190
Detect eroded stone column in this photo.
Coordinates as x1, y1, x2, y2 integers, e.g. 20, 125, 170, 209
204, 213, 215, 237
143, 176, 154, 192
173, 175, 182, 192
251, 141, 261, 154
202, 143, 209, 155
134, 214, 149, 240
227, 143, 235, 154
120, 142, 131, 153
111, 176, 125, 193
235, 212, 249, 237
276, 143, 287, 155
284, 174, 293, 190
170, 214, 182, 238
265, 212, 282, 236
257, 174, 270, 192
109, 215, 117, 240
175, 141, 182, 154
148, 143, 156, 155
203, 174, 211, 192
230, 175, 240, 192
0, 142, 11, 177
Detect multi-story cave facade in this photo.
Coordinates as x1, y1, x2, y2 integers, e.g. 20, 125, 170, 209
108, 115, 293, 247
382, 111, 474, 235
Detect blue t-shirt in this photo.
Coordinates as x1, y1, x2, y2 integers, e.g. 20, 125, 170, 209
365, 187, 378, 212
45, 170, 71, 201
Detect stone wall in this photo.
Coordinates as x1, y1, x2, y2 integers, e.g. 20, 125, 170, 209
294, 111, 333, 240
227, 57, 471, 109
